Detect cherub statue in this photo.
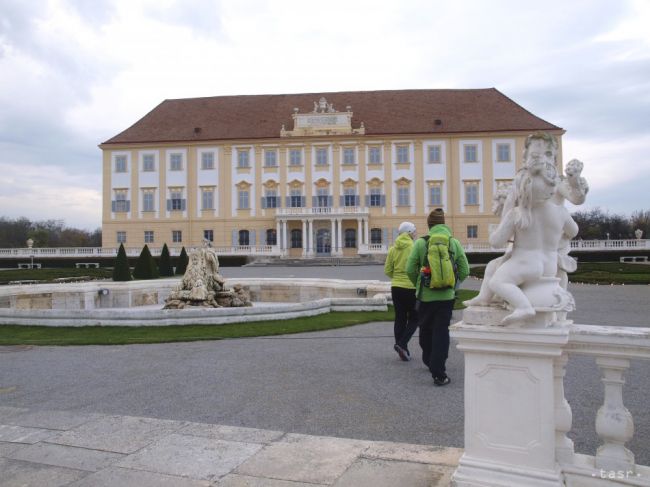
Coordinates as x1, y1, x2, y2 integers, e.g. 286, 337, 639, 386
489, 157, 578, 324
466, 132, 580, 325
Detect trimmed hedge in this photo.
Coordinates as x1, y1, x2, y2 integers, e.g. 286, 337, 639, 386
158, 243, 174, 277
112, 243, 132, 281
133, 245, 159, 280
176, 246, 188, 275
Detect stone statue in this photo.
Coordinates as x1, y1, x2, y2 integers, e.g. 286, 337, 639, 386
635, 229, 644, 240
465, 132, 585, 326
164, 240, 251, 309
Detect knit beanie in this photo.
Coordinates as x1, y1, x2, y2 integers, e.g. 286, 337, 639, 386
427, 208, 445, 227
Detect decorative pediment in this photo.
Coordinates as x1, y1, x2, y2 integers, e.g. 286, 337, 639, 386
263, 179, 279, 189
342, 178, 357, 188
281, 97, 365, 138
395, 177, 412, 186
367, 177, 383, 188
314, 178, 331, 189
288, 179, 304, 189
426, 179, 443, 187
235, 180, 252, 190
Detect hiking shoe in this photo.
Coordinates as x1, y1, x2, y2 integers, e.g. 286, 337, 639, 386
433, 375, 450, 386
394, 344, 411, 362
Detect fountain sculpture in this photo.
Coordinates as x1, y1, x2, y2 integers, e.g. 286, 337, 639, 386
164, 241, 252, 309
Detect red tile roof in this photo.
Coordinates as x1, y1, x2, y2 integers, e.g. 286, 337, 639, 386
102, 88, 561, 145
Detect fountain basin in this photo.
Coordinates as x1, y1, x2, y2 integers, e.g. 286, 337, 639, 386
0, 278, 391, 327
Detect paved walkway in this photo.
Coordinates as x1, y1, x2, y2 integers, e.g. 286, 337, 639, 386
0, 406, 461, 486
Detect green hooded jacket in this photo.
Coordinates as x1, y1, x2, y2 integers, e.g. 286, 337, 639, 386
384, 232, 416, 289
406, 224, 469, 302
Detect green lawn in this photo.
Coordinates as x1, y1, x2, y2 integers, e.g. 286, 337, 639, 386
469, 262, 650, 285
0, 290, 478, 346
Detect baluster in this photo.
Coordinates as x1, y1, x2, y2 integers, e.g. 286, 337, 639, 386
595, 357, 635, 473
554, 353, 574, 463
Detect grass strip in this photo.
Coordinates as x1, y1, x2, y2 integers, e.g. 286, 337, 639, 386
0, 290, 478, 346
470, 262, 650, 285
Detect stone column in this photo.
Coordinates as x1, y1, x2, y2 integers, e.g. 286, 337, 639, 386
282, 220, 291, 255
307, 219, 314, 257
450, 308, 569, 487
364, 218, 369, 246
357, 218, 363, 245
337, 218, 343, 255
276, 220, 282, 251
330, 219, 336, 255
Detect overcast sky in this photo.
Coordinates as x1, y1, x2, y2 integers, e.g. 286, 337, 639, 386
1, 0, 649, 230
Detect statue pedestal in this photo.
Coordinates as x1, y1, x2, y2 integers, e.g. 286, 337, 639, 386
450, 308, 569, 487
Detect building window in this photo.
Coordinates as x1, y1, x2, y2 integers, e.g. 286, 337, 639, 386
467, 225, 478, 239
201, 152, 215, 170
266, 229, 277, 246
316, 147, 328, 165
396, 145, 409, 164
429, 185, 442, 206
289, 149, 302, 166
201, 187, 214, 210
315, 188, 329, 208
464, 144, 478, 163
343, 148, 355, 165
290, 189, 303, 207
170, 153, 183, 171
343, 188, 357, 207
290, 229, 302, 248
112, 190, 129, 213
169, 188, 185, 211
368, 146, 381, 164
172, 230, 182, 243
204, 229, 213, 242
370, 228, 382, 244
397, 187, 410, 206
142, 154, 155, 172
142, 190, 155, 212
497, 143, 511, 162
238, 190, 250, 209
344, 229, 356, 248
115, 155, 127, 173
369, 188, 382, 207
237, 149, 250, 168
238, 229, 250, 246
144, 230, 154, 244
264, 150, 277, 167
264, 189, 278, 208
116, 231, 126, 244
465, 182, 479, 205
428, 146, 441, 164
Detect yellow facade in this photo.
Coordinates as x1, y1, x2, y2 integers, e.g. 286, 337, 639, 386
101, 92, 563, 257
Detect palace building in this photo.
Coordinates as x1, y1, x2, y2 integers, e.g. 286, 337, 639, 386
100, 89, 563, 258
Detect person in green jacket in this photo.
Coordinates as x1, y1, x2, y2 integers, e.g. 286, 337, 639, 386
384, 221, 418, 361
406, 209, 469, 386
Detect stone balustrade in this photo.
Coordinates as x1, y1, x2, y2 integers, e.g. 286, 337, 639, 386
1, 239, 646, 260
451, 317, 650, 487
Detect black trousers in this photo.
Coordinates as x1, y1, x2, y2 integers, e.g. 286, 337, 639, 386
391, 286, 418, 350
417, 299, 455, 378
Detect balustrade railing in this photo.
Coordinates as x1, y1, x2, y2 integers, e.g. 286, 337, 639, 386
0, 239, 647, 259
561, 324, 650, 479
276, 206, 369, 217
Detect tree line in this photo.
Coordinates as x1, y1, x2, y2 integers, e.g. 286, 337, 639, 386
572, 209, 650, 240
0, 217, 101, 248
